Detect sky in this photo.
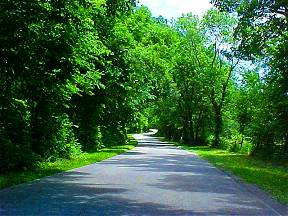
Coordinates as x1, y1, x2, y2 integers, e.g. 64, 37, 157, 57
137, 0, 213, 20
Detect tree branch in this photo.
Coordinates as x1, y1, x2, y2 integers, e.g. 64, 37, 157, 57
220, 58, 239, 108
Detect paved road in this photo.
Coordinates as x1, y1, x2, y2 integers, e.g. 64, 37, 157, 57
0, 133, 287, 216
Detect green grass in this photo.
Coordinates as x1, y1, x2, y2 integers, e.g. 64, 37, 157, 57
176, 144, 288, 205
0, 137, 137, 189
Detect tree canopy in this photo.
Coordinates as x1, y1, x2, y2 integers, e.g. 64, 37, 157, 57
0, 0, 287, 172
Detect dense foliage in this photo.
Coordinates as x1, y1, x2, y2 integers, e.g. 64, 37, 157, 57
0, 0, 287, 172
0, 0, 136, 171
211, 0, 288, 156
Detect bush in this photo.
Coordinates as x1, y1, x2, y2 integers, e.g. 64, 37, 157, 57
102, 127, 127, 147
222, 133, 253, 154
0, 99, 35, 172
53, 114, 82, 159
0, 137, 34, 172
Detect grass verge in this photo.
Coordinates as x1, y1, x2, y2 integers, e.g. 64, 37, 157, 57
0, 136, 137, 189
176, 144, 288, 205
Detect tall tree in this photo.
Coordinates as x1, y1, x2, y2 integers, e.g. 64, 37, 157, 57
212, 0, 288, 153
202, 9, 238, 147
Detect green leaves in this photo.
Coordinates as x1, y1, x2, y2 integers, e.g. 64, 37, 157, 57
0, 0, 138, 171
212, 0, 288, 155
1, 0, 286, 172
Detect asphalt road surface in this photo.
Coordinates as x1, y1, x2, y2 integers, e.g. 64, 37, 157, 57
0, 133, 287, 215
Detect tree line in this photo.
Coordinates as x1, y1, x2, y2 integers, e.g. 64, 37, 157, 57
1, 0, 287, 172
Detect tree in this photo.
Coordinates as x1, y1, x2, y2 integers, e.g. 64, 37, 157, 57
201, 9, 238, 147
212, 0, 288, 154
0, 0, 138, 171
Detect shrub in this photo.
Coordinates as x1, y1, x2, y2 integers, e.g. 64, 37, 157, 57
0, 137, 34, 172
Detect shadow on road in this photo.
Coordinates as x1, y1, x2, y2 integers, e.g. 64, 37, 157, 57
0, 134, 286, 215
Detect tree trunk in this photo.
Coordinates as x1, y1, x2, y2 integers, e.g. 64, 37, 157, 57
182, 106, 195, 145
213, 107, 222, 148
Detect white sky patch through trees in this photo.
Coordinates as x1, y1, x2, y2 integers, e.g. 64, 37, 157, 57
137, 0, 213, 20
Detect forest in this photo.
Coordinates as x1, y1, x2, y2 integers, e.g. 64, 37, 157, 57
0, 0, 287, 173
